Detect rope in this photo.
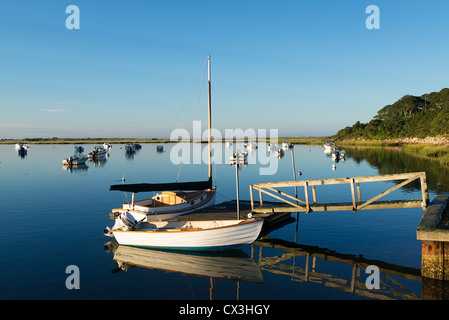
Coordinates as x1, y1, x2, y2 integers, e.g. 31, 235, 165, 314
137, 152, 157, 183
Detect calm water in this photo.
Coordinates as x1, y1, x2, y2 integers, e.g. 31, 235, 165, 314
0, 142, 445, 300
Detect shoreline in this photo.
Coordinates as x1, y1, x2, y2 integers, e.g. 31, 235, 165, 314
0, 136, 329, 145
3, 135, 449, 166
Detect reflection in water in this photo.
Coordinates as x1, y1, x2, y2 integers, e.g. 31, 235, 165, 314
62, 163, 88, 173
254, 237, 422, 300
89, 158, 107, 167
344, 147, 449, 194
104, 241, 264, 299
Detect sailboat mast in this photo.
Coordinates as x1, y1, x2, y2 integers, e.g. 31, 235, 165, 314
207, 55, 212, 180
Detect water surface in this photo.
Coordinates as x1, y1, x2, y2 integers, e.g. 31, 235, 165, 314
0, 143, 443, 300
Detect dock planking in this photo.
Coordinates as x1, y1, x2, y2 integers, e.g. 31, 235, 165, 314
169, 200, 292, 229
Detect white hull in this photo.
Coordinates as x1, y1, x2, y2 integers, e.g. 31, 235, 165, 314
88, 146, 108, 159
62, 156, 88, 166
113, 188, 216, 222
111, 219, 264, 251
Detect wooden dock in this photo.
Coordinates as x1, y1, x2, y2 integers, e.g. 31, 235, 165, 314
170, 200, 293, 230
169, 172, 430, 231
250, 172, 429, 214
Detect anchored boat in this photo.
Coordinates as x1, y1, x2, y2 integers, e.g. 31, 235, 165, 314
105, 212, 264, 251
62, 153, 88, 166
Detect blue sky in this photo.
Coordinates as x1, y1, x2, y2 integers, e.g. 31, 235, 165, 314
1, 0, 448, 139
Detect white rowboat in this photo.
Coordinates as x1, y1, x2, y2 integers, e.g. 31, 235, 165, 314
106, 214, 264, 251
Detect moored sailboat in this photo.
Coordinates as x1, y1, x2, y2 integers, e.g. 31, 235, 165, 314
109, 56, 216, 222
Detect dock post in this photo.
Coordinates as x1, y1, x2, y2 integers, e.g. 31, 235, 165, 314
304, 182, 310, 213
291, 148, 298, 203
417, 193, 449, 282
356, 183, 362, 203
420, 172, 429, 209
350, 179, 357, 211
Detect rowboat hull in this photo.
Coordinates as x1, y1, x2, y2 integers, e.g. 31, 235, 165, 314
111, 219, 264, 251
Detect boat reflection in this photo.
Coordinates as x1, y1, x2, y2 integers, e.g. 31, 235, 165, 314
104, 241, 264, 284
62, 163, 88, 173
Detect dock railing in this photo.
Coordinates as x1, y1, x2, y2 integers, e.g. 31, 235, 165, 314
250, 172, 429, 214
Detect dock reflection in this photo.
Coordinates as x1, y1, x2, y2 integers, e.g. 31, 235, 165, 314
253, 236, 422, 300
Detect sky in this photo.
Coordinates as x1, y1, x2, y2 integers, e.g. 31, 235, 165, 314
1, 0, 449, 139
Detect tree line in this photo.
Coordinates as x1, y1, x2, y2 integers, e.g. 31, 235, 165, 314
335, 88, 449, 140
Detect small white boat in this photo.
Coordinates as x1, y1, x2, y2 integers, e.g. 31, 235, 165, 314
62, 153, 88, 166
267, 144, 277, 152
105, 212, 264, 251
88, 146, 108, 159
103, 142, 112, 149
282, 142, 293, 149
230, 151, 248, 165
246, 141, 257, 149
14, 143, 29, 150
323, 141, 337, 153
112, 189, 216, 222
275, 148, 284, 157
225, 141, 232, 147
109, 55, 216, 222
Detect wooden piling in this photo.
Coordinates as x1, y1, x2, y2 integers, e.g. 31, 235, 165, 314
417, 192, 449, 281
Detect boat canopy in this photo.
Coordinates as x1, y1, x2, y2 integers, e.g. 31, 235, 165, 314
110, 178, 213, 193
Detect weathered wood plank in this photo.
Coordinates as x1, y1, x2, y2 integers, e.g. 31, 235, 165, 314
252, 199, 423, 213
252, 172, 424, 188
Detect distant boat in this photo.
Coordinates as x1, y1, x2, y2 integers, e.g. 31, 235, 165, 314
282, 142, 293, 149
246, 141, 257, 149
88, 146, 108, 159
230, 151, 248, 165
125, 143, 135, 154
17, 144, 28, 157
275, 148, 284, 158
133, 142, 142, 150
105, 212, 264, 251
14, 143, 29, 150
323, 141, 337, 153
156, 145, 164, 152
267, 144, 276, 152
62, 153, 88, 166
74, 145, 84, 153
225, 141, 232, 147
109, 55, 216, 222
103, 142, 112, 149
